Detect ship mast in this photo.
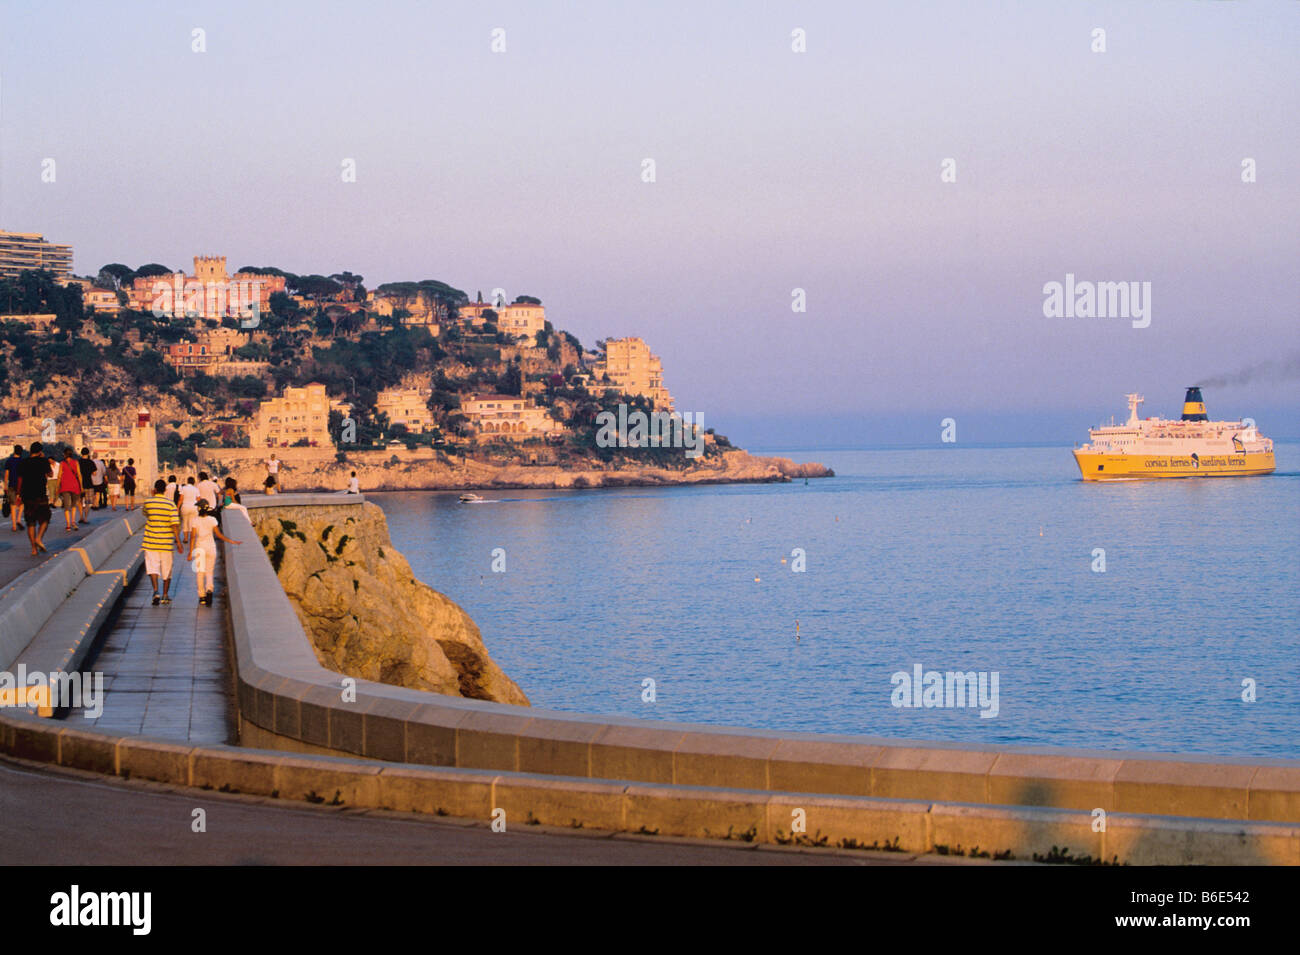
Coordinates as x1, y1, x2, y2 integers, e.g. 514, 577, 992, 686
1125, 393, 1144, 425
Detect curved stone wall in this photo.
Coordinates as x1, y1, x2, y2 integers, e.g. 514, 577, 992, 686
226, 496, 1300, 827
0, 494, 1294, 863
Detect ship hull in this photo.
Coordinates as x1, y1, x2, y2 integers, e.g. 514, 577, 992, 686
1074, 450, 1275, 481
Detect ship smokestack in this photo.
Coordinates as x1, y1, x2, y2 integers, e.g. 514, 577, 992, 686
1182, 386, 1208, 421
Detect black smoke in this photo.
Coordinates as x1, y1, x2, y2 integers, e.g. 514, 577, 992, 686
1198, 352, 1300, 389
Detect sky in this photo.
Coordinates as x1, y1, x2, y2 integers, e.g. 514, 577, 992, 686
1, 0, 1297, 447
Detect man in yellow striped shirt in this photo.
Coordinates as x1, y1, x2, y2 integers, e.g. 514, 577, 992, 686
142, 478, 183, 606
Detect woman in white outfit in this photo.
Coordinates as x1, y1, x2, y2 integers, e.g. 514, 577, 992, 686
178, 477, 200, 537
187, 500, 241, 606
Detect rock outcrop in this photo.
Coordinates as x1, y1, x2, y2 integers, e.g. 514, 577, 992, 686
253, 501, 528, 706
209, 448, 834, 494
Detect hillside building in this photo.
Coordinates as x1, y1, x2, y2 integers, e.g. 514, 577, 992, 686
460, 393, 563, 441
457, 295, 547, 341
591, 337, 674, 411
250, 383, 333, 448
0, 230, 73, 280
83, 288, 123, 313
376, 386, 435, 433
127, 256, 286, 321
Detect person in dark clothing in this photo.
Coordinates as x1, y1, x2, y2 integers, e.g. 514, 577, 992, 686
3, 445, 24, 532
78, 448, 96, 524
121, 458, 138, 510
16, 442, 52, 556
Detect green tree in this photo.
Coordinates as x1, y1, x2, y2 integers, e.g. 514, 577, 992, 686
97, 263, 135, 290
236, 266, 295, 282
234, 341, 270, 361
334, 311, 362, 337
500, 361, 522, 396
268, 291, 296, 319
228, 375, 266, 399
0, 270, 84, 329
291, 274, 343, 299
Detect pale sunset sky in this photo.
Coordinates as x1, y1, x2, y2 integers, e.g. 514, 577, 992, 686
1, 0, 1296, 446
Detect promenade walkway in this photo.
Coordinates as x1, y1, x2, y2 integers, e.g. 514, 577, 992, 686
0, 757, 890, 865
0, 511, 101, 591
73, 547, 235, 744
5, 494, 1291, 865
5, 508, 921, 865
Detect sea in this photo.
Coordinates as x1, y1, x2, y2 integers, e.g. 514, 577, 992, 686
370, 443, 1300, 759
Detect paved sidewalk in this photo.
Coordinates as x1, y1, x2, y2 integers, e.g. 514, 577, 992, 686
0, 507, 109, 590
0, 757, 904, 865
74, 548, 236, 744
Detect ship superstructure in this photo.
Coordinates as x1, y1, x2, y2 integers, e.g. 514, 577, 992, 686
1073, 388, 1274, 480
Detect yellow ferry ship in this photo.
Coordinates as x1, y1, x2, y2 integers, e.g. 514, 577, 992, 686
1074, 388, 1275, 481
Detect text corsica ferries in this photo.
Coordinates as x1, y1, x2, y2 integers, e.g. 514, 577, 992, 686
1073, 388, 1275, 481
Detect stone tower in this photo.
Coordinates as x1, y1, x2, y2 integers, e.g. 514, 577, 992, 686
193, 255, 228, 285
133, 407, 160, 489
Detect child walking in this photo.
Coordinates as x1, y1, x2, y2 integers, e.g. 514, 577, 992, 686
187, 500, 241, 606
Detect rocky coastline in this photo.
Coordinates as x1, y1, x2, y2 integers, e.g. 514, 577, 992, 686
210, 448, 833, 494
251, 501, 528, 706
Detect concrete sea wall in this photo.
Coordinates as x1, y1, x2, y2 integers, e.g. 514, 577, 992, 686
0, 495, 1294, 863
214, 495, 1300, 863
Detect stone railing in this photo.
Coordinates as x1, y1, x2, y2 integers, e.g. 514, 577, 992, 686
224, 495, 1300, 831
0, 512, 145, 714
0, 494, 1294, 863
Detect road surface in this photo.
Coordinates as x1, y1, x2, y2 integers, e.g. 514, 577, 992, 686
0, 755, 945, 865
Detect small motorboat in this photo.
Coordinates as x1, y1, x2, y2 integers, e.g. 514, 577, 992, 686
459, 492, 484, 503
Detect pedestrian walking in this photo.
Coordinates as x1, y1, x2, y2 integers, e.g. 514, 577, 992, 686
178, 476, 200, 537
196, 471, 219, 510
92, 454, 107, 508
142, 479, 182, 605
106, 459, 122, 510
15, 442, 52, 556
78, 448, 95, 522
45, 451, 61, 505
58, 448, 83, 531
3, 445, 24, 532
188, 500, 241, 607
121, 458, 138, 510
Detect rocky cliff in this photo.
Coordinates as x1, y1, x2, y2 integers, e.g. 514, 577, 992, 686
252, 501, 528, 706
210, 448, 834, 494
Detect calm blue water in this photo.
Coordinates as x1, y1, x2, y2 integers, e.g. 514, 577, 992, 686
372, 443, 1300, 759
